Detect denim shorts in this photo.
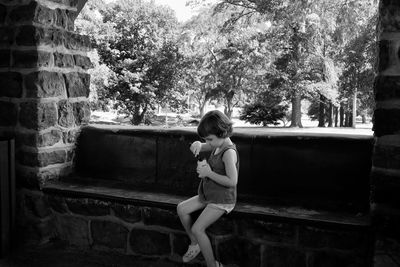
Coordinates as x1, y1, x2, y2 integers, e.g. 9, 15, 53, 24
207, 203, 235, 214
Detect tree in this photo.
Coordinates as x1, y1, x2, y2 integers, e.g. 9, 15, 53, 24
97, 0, 183, 125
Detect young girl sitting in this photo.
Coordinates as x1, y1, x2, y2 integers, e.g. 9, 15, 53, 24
177, 110, 239, 267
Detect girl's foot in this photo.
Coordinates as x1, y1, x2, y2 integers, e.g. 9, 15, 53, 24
182, 243, 201, 262
216, 261, 223, 267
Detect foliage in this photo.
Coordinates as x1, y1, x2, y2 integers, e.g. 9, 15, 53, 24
97, 0, 184, 125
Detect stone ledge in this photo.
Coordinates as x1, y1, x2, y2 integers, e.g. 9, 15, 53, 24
42, 178, 371, 230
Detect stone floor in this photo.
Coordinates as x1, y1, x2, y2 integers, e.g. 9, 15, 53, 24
0, 240, 204, 267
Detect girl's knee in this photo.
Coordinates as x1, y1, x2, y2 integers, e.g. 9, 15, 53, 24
176, 202, 186, 217
191, 224, 204, 236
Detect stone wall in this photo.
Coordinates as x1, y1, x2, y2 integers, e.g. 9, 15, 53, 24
372, 1, 400, 265
0, 0, 91, 189
18, 188, 373, 267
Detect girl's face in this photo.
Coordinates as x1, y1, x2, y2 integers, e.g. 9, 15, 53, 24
203, 134, 225, 148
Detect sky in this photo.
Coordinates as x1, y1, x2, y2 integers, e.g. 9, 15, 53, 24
153, 0, 196, 22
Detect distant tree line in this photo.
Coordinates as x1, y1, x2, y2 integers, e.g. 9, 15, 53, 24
76, 0, 377, 127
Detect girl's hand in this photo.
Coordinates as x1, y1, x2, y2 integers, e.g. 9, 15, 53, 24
190, 141, 202, 156
197, 161, 212, 178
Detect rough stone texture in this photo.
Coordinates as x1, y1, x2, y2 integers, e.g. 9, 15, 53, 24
217, 237, 261, 267
65, 198, 110, 216
62, 128, 79, 144
0, 101, 17, 126
65, 32, 91, 51
171, 233, 190, 256
237, 219, 297, 244
91, 220, 128, 250
129, 229, 170, 255
310, 251, 366, 267
0, 49, 10, 67
0, 4, 6, 25
207, 216, 235, 236
373, 143, 400, 170
19, 102, 57, 130
54, 52, 75, 68
371, 170, 400, 208
0, 26, 14, 46
25, 71, 66, 98
73, 101, 90, 125
374, 75, 400, 101
74, 54, 92, 69
18, 149, 66, 167
47, 195, 68, 213
17, 129, 62, 147
262, 246, 306, 267
58, 100, 75, 127
64, 72, 90, 97
0, 71, 23, 98
12, 50, 51, 68
379, 3, 400, 32
9, 2, 55, 26
373, 108, 400, 136
16, 25, 51, 46
56, 215, 90, 247
111, 204, 142, 224
142, 207, 183, 231
24, 194, 52, 218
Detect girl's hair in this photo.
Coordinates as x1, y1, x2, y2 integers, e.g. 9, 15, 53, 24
197, 110, 233, 138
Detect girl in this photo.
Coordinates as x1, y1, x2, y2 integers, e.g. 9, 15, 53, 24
177, 110, 239, 267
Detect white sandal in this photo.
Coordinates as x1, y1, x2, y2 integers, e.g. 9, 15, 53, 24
182, 243, 201, 262
216, 261, 224, 267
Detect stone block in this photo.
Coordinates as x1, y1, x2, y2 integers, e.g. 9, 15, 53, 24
12, 50, 51, 68
373, 108, 400, 136
298, 226, 370, 251
262, 246, 306, 267
9, 2, 54, 25
58, 100, 75, 127
17, 129, 62, 147
91, 220, 128, 249
74, 55, 92, 69
0, 4, 6, 24
0, 49, 10, 67
19, 149, 66, 167
62, 128, 79, 144
24, 193, 52, 218
371, 169, 400, 208
207, 216, 235, 236
65, 32, 91, 51
309, 251, 367, 267
56, 215, 90, 247
237, 219, 297, 244
47, 195, 68, 213
217, 237, 261, 267
0, 71, 23, 98
143, 207, 182, 230
374, 75, 400, 101
373, 143, 400, 170
19, 102, 57, 130
0, 101, 17, 126
379, 2, 400, 32
64, 72, 90, 97
25, 71, 66, 98
66, 147, 74, 162
54, 9, 76, 30
16, 25, 51, 46
0, 27, 14, 46
73, 101, 90, 125
54, 52, 75, 68
65, 198, 110, 216
129, 229, 170, 255
377, 40, 390, 73
111, 203, 142, 223
49, 0, 79, 8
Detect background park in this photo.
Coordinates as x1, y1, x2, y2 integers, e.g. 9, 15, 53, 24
76, 0, 376, 134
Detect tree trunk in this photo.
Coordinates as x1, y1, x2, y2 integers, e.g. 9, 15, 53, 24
352, 90, 357, 128
290, 92, 303, 127
339, 104, 344, 127
327, 102, 333, 127
318, 94, 325, 127
334, 106, 338, 127
199, 101, 206, 118
362, 114, 366, 124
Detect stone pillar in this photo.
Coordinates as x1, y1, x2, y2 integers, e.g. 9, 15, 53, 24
372, 0, 400, 265
0, 0, 91, 189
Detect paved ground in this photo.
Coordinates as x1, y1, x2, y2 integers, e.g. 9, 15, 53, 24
0, 240, 202, 267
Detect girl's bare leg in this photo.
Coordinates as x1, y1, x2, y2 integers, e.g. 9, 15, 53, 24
191, 206, 225, 267
177, 195, 206, 244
